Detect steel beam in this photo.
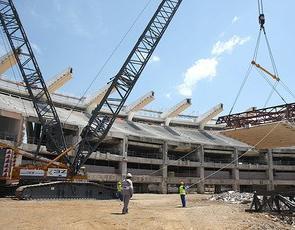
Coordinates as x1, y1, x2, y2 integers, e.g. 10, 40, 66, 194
216, 102, 295, 129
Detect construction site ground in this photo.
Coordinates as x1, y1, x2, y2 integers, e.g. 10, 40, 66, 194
0, 194, 291, 230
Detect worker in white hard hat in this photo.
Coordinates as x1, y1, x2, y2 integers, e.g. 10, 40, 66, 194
122, 172, 134, 214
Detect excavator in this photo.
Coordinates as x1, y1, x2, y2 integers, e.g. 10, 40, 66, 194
0, 0, 182, 199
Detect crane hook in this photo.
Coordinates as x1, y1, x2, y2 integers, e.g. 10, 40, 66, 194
259, 13, 265, 29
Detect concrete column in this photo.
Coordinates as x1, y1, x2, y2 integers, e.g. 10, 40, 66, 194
26, 121, 34, 144
160, 141, 168, 194
267, 149, 274, 191
77, 127, 84, 142
120, 137, 128, 178
16, 117, 24, 147
232, 148, 240, 191
197, 145, 205, 194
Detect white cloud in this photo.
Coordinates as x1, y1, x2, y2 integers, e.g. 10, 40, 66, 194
31, 42, 42, 54
165, 93, 171, 99
178, 58, 218, 97
177, 35, 250, 97
232, 16, 239, 24
211, 35, 250, 56
150, 55, 160, 63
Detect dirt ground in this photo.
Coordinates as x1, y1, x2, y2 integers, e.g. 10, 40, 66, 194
0, 194, 292, 230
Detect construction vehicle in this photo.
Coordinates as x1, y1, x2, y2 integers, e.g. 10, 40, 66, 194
0, 0, 71, 197
0, 0, 182, 199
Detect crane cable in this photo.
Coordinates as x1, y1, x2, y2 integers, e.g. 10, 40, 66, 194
254, 67, 287, 105
132, 1, 295, 192
0, 31, 29, 118
229, 0, 293, 115
258, 7, 295, 103
63, 0, 153, 124
228, 26, 262, 115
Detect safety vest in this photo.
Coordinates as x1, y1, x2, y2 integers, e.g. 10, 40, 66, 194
179, 185, 186, 195
117, 182, 122, 192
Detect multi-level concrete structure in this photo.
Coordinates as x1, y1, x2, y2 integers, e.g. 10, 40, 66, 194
0, 63, 295, 193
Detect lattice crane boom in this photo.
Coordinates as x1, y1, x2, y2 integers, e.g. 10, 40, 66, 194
71, 0, 183, 174
0, 0, 67, 157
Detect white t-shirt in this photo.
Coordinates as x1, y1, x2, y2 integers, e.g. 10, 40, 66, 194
122, 178, 134, 196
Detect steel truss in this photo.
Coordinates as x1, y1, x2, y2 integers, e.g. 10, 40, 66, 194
72, 0, 183, 174
246, 191, 295, 214
0, 0, 67, 155
216, 102, 295, 129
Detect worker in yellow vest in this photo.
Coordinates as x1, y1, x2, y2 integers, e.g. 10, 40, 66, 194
178, 181, 186, 207
117, 181, 123, 201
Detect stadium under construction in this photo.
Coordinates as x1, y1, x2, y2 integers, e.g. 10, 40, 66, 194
0, 70, 294, 194
0, 0, 295, 200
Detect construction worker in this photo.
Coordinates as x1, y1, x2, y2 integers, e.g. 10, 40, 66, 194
122, 172, 134, 214
178, 181, 186, 208
117, 181, 123, 201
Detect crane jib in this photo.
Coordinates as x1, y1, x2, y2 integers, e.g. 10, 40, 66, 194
0, 0, 68, 161
71, 0, 183, 174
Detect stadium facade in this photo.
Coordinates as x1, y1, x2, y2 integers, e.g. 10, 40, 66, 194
0, 75, 294, 194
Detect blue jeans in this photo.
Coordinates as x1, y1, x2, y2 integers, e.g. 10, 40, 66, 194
117, 192, 123, 201
180, 194, 186, 207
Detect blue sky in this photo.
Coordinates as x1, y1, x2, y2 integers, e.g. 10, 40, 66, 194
2, 0, 295, 117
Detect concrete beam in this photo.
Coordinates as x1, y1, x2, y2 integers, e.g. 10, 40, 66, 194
47, 67, 73, 93
161, 98, 191, 126
245, 106, 257, 112
125, 91, 155, 121
85, 84, 115, 113
196, 103, 223, 129
0, 49, 20, 75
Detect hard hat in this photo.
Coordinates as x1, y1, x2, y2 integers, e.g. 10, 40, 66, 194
118, 181, 121, 184
126, 172, 132, 178
180, 181, 184, 184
